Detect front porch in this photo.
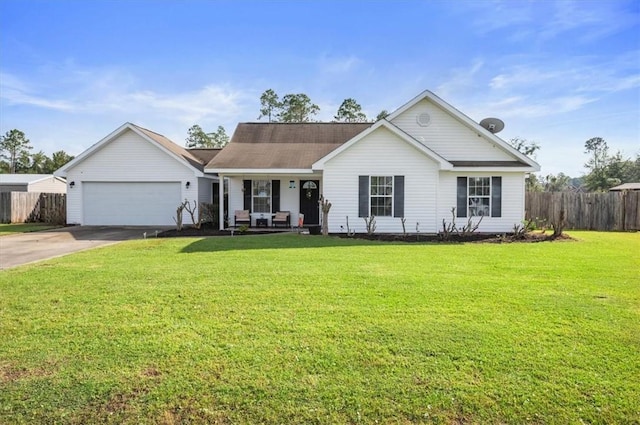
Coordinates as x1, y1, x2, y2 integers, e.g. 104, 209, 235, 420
217, 174, 323, 231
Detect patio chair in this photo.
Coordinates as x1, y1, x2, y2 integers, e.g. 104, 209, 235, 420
272, 211, 290, 228
234, 210, 250, 227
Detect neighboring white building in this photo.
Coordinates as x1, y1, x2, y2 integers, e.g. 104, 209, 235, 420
0, 174, 67, 193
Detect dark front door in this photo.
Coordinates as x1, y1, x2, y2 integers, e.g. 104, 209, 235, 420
299, 180, 320, 225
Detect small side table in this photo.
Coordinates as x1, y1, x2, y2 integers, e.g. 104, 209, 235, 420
256, 218, 268, 227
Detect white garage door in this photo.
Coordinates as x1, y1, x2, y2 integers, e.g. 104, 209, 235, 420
83, 182, 181, 225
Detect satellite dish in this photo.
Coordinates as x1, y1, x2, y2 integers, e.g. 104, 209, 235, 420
479, 117, 505, 134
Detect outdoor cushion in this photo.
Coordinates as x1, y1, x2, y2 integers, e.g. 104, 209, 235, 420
272, 211, 290, 227
234, 210, 250, 226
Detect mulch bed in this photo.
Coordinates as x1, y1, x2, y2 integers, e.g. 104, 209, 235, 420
336, 232, 573, 243
158, 225, 572, 243
158, 227, 273, 238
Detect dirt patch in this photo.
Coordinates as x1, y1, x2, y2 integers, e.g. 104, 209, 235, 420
160, 405, 228, 425
141, 366, 162, 378
0, 361, 56, 383
103, 389, 146, 414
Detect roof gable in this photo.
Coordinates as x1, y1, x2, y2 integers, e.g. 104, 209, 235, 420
387, 90, 540, 171
56, 123, 206, 176
313, 120, 452, 170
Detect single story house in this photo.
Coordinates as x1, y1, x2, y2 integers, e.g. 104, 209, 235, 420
57, 90, 540, 232
56, 123, 220, 226
0, 174, 67, 193
207, 90, 539, 233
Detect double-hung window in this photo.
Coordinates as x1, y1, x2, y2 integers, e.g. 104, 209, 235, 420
468, 177, 491, 217
359, 175, 404, 218
457, 176, 502, 218
370, 176, 393, 217
252, 180, 271, 213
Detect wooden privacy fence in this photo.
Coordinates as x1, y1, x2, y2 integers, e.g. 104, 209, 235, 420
526, 191, 640, 231
0, 192, 66, 224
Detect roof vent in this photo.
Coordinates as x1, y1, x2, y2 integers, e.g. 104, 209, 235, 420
417, 113, 431, 127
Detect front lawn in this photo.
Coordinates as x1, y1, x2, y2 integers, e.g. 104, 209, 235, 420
0, 232, 638, 424
0, 223, 61, 236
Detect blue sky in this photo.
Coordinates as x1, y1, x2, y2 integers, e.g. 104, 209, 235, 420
1, 0, 638, 176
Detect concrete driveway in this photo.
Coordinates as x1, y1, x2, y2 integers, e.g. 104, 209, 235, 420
0, 226, 169, 270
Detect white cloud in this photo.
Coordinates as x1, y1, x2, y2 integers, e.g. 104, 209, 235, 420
459, 0, 636, 43
458, 0, 535, 34
489, 68, 568, 90
0, 67, 252, 126
318, 54, 362, 74
0, 72, 75, 111
481, 52, 639, 120
436, 59, 485, 98
95, 85, 248, 124
490, 95, 597, 118
540, 0, 637, 42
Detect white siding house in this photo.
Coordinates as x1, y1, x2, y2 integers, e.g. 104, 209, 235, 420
59, 90, 539, 232
208, 90, 539, 233
56, 123, 217, 226
320, 126, 441, 233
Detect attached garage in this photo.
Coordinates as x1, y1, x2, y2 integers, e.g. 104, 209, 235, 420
83, 182, 181, 225
56, 123, 219, 226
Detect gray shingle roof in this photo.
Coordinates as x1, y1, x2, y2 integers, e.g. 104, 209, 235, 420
131, 124, 206, 171
206, 123, 372, 170
188, 148, 222, 164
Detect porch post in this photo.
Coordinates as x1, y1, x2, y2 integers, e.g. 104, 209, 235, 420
218, 174, 225, 230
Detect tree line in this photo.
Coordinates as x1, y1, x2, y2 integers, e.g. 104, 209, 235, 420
256, 89, 388, 123
185, 89, 390, 148
0, 129, 74, 174
510, 136, 639, 193
6, 89, 637, 192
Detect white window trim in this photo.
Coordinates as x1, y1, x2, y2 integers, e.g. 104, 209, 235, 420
370, 175, 394, 217
467, 176, 491, 217
252, 179, 271, 214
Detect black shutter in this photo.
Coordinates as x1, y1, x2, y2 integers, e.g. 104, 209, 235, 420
491, 176, 502, 217
243, 180, 252, 211
394, 176, 404, 217
359, 176, 369, 217
271, 180, 280, 213
457, 177, 467, 217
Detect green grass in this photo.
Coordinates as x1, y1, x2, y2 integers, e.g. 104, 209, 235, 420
0, 223, 60, 236
1, 232, 638, 424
